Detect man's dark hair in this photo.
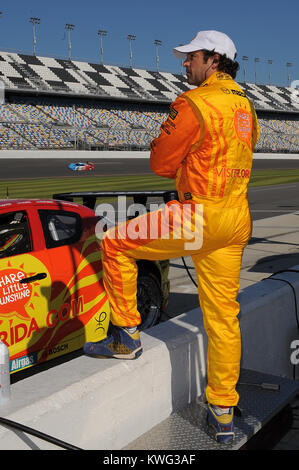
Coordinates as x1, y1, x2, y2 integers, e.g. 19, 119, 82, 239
202, 49, 240, 79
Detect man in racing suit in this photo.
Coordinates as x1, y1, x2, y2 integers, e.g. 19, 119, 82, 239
84, 30, 260, 443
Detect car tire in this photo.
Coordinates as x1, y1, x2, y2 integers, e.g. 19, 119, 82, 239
137, 272, 162, 331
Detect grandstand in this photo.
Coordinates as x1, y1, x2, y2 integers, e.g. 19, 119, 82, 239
0, 50, 298, 151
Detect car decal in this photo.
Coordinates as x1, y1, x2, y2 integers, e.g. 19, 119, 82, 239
0, 234, 110, 371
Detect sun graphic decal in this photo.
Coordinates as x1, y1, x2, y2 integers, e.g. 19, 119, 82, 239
0, 253, 51, 356
0, 255, 50, 321
0, 232, 110, 371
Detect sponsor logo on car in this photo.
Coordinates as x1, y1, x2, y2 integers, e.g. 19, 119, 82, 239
10, 353, 38, 372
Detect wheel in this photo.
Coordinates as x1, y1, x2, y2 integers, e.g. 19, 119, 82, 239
137, 272, 162, 330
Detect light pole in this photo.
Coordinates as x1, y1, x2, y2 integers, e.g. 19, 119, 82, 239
267, 59, 273, 85
29, 17, 40, 56
98, 30, 107, 65
154, 39, 162, 72
65, 23, 75, 60
254, 57, 260, 84
127, 34, 136, 68
242, 56, 248, 83
286, 62, 292, 87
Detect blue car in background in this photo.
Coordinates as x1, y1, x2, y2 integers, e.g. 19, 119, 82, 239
68, 162, 95, 171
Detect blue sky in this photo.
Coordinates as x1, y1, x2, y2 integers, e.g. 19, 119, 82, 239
0, 0, 298, 87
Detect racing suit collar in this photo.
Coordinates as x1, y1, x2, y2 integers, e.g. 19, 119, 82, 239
199, 70, 233, 88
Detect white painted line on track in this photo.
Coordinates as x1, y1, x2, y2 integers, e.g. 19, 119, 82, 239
1, 150, 299, 159
251, 184, 299, 191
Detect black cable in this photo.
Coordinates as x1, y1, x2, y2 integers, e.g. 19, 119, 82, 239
0, 416, 83, 450
263, 270, 299, 380
264, 269, 299, 277
181, 260, 299, 380
263, 270, 299, 329
181, 260, 299, 330
181, 257, 198, 287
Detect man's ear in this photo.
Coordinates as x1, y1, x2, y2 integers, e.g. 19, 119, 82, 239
212, 54, 220, 65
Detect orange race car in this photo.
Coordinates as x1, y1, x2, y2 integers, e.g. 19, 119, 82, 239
0, 191, 173, 373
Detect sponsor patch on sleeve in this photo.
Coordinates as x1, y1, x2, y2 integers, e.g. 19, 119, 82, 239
169, 107, 178, 120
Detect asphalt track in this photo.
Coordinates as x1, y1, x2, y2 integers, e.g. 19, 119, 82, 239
2, 156, 299, 179
1, 157, 299, 221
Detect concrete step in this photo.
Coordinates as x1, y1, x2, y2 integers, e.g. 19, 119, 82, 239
124, 368, 299, 450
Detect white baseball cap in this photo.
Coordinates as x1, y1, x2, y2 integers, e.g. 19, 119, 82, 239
173, 30, 237, 61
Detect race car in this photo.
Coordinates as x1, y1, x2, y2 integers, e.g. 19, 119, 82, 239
68, 162, 95, 171
0, 191, 173, 373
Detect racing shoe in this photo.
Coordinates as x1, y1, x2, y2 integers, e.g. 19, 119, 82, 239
207, 403, 234, 444
83, 325, 142, 359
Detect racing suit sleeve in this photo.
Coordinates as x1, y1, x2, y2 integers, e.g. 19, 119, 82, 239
150, 96, 201, 179
249, 100, 260, 150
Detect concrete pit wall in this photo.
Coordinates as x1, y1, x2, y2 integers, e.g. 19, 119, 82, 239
0, 268, 298, 449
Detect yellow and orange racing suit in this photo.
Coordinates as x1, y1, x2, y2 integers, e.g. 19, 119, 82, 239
101, 71, 260, 406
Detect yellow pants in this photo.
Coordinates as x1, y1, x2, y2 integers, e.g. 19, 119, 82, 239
101, 198, 252, 406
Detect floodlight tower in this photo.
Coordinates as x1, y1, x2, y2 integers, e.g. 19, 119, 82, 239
286, 62, 292, 87
98, 29, 107, 65
127, 34, 136, 68
30, 17, 40, 56
154, 39, 162, 72
254, 57, 260, 84
65, 23, 75, 60
242, 56, 248, 83
267, 59, 273, 85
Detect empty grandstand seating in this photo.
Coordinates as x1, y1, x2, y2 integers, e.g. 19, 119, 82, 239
0, 97, 166, 149
1, 99, 297, 152
256, 117, 299, 153
0, 123, 34, 149
0, 51, 298, 111
0, 52, 189, 103
0, 50, 298, 151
